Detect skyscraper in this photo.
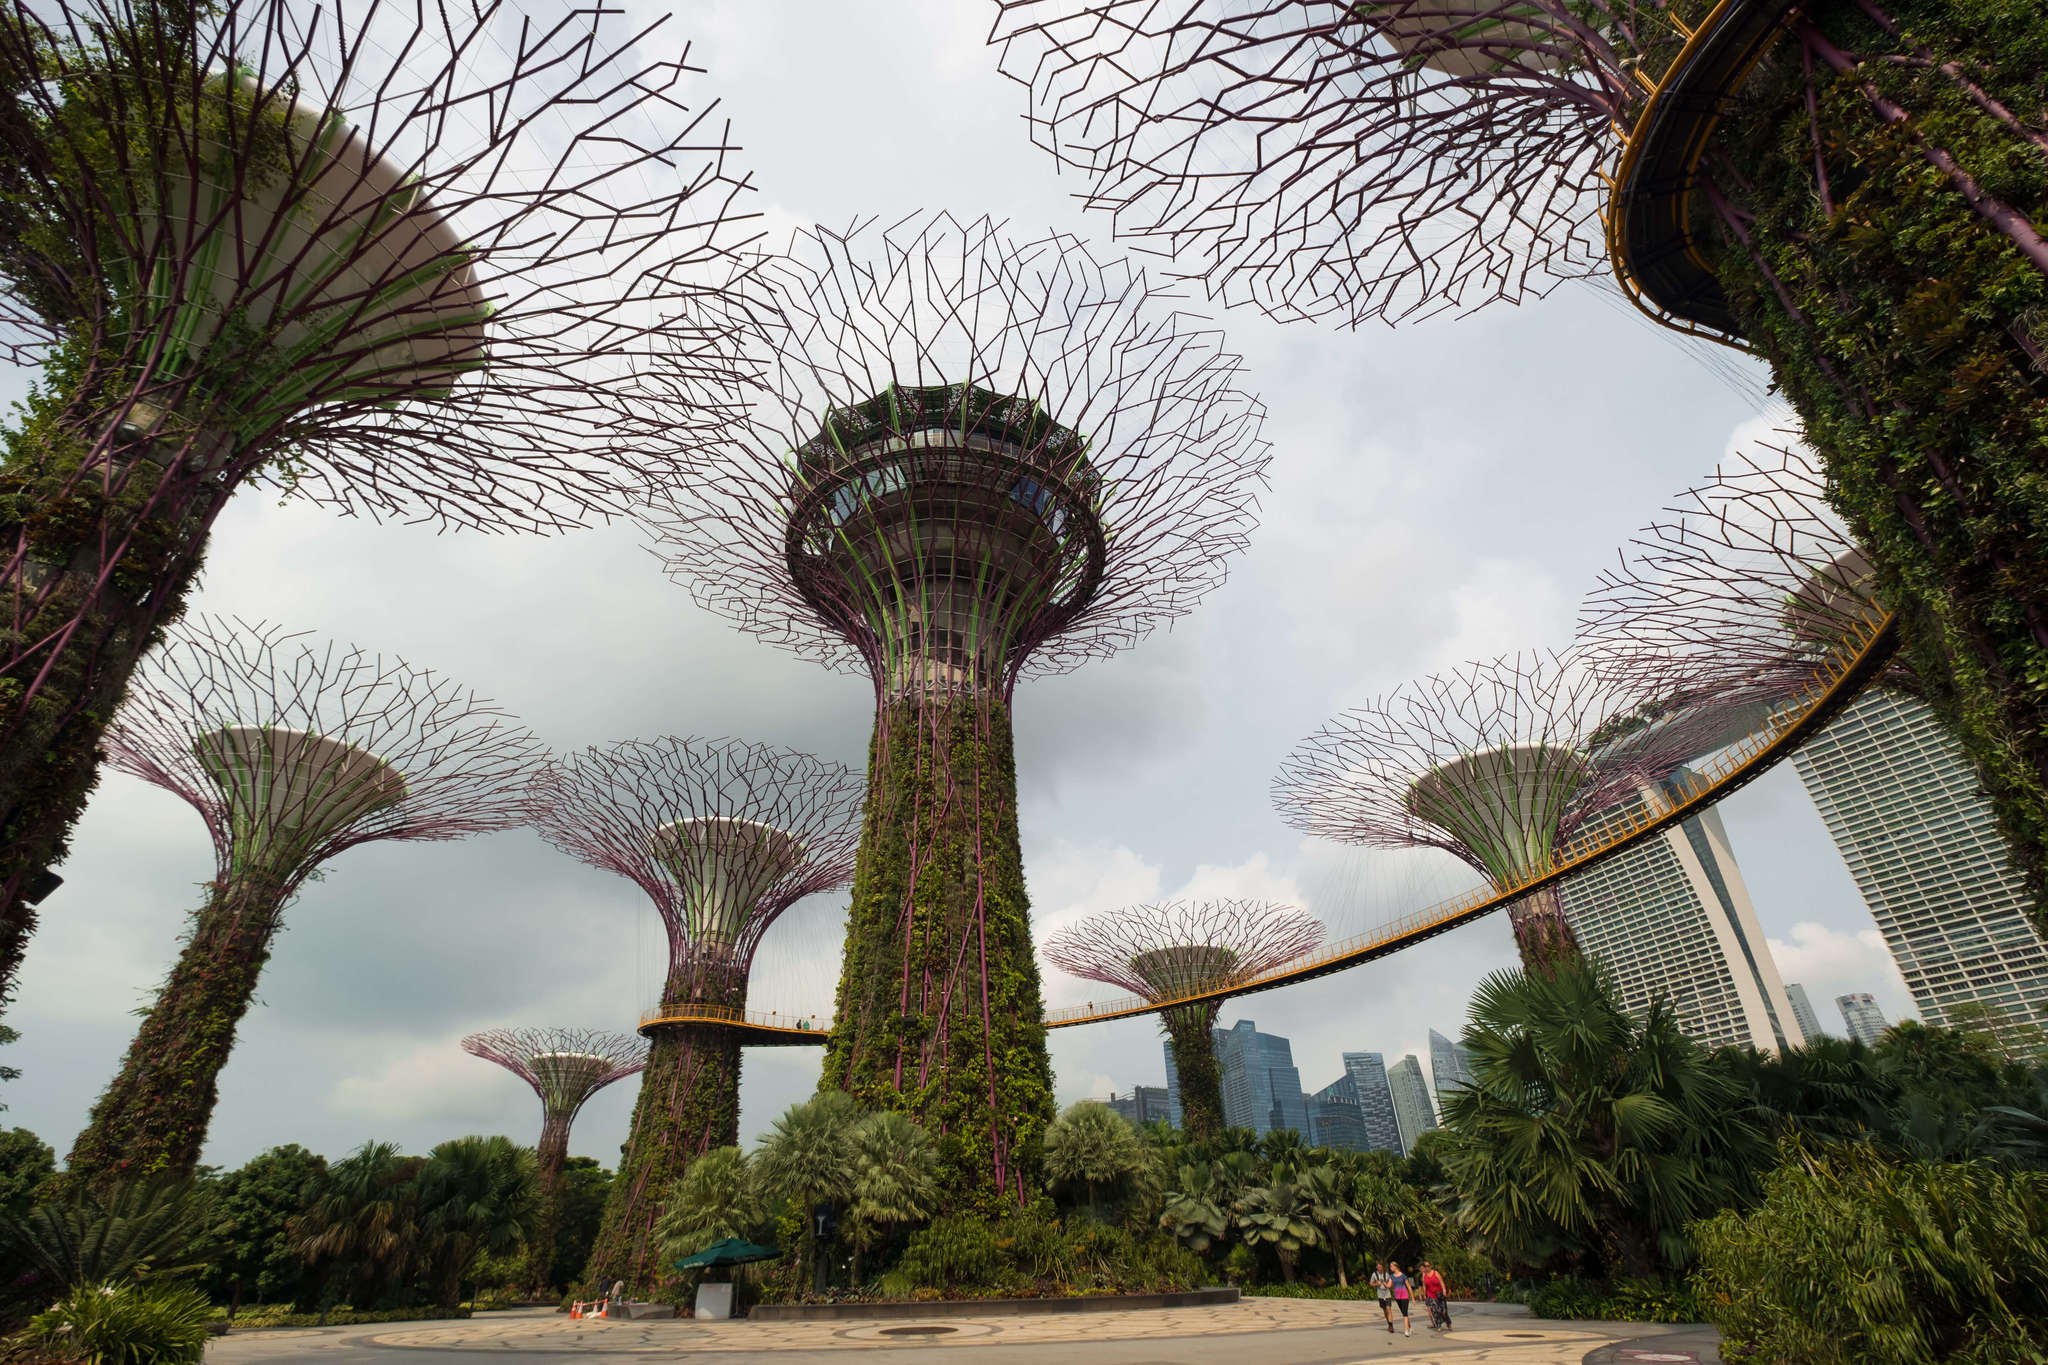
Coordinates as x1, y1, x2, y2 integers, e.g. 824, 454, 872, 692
1341, 1052, 1404, 1155
1214, 1019, 1309, 1138
1559, 771, 1805, 1051
1106, 1086, 1170, 1128
1428, 1029, 1476, 1111
1837, 992, 1890, 1047
1793, 688, 2048, 1051
1386, 1055, 1438, 1155
1307, 1074, 1371, 1151
1784, 983, 1827, 1043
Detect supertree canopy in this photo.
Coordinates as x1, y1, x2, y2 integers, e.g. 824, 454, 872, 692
644, 211, 1269, 1209
1578, 443, 1914, 709
991, 0, 2048, 930
0, 0, 762, 1017
1042, 899, 1323, 1140
1273, 651, 1731, 969
65, 617, 544, 1183
462, 1027, 647, 1292
528, 736, 861, 1292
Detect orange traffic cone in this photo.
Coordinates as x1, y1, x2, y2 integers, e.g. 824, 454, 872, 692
569, 1303, 582, 1321
597, 1299, 609, 1319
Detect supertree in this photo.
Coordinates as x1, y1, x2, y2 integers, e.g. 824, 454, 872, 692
461, 1027, 647, 1292
65, 617, 544, 1183
1578, 442, 1912, 708
1272, 651, 1740, 970
990, 0, 2048, 918
642, 211, 1269, 1210
527, 736, 862, 1292
0, 0, 762, 1015
1041, 900, 1323, 1140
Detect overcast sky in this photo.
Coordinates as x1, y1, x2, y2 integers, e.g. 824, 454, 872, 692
3, 0, 1916, 1172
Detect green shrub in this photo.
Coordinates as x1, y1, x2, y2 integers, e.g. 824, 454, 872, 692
992, 1205, 1075, 1284
29, 1282, 213, 1365
884, 1215, 1010, 1293
1243, 1283, 1380, 1301
1523, 1276, 1705, 1324
219, 1306, 474, 1329
1691, 1140, 2048, 1364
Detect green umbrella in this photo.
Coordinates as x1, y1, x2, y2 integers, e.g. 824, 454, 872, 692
672, 1237, 780, 1270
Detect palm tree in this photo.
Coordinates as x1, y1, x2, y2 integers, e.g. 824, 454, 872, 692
846, 1111, 940, 1281
1296, 1161, 1362, 1286
1041, 1102, 1148, 1219
753, 1092, 861, 1293
0, 1177, 214, 1292
1259, 1129, 1307, 1168
293, 1142, 426, 1309
653, 1146, 761, 1268
413, 1137, 538, 1307
1436, 958, 1763, 1278
1235, 1173, 1320, 1283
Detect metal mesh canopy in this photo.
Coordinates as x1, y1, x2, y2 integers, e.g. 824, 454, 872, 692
647, 817, 810, 953
104, 616, 542, 891
1577, 442, 1914, 707
1273, 650, 1730, 887
527, 737, 861, 984
461, 1028, 648, 1122
641, 211, 1270, 700
1041, 899, 1325, 1001
988, 0, 1666, 325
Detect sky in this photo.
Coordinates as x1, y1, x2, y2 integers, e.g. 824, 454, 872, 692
2, 0, 1918, 1171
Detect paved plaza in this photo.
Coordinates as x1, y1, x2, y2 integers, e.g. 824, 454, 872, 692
206, 1302, 1720, 1365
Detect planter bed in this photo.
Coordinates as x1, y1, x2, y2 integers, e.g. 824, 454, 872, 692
749, 1286, 1238, 1322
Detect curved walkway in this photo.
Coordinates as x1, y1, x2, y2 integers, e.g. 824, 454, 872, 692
208, 1302, 1715, 1365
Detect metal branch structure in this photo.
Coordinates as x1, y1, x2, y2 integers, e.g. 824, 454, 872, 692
462, 1027, 647, 1292
65, 616, 544, 1183
1273, 650, 1740, 969
0, 0, 763, 1015
528, 736, 861, 1293
643, 210, 1268, 1210
989, 0, 1656, 325
1042, 899, 1322, 1139
1578, 442, 1911, 708
993, 0, 2048, 905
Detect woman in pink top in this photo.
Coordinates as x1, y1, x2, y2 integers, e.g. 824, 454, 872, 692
1421, 1262, 1450, 1331
1388, 1262, 1413, 1337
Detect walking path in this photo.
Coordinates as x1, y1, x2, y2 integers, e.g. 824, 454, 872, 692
208, 1301, 1719, 1365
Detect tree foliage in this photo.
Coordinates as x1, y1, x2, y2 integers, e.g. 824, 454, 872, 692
1435, 958, 1763, 1278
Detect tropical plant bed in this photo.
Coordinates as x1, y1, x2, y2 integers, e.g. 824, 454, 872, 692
749, 1286, 1237, 1322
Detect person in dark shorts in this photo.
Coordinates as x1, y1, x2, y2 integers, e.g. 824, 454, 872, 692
1388, 1262, 1413, 1337
1369, 1262, 1394, 1333
1421, 1261, 1451, 1331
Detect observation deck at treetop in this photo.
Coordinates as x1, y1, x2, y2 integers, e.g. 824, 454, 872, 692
648, 607, 1900, 1044
1607, 0, 1803, 343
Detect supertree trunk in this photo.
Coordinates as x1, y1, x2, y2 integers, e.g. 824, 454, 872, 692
528, 1114, 572, 1296
822, 695, 1055, 1214
1505, 887, 1581, 973
0, 375, 225, 1012
582, 977, 745, 1294
1162, 1003, 1225, 1142
63, 872, 287, 1183
1701, 0, 2048, 911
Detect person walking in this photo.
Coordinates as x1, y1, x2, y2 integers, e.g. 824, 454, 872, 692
1422, 1261, 1451, 1332
1389, 1262, 1413, 1337
1369, 1261, 1395, 1334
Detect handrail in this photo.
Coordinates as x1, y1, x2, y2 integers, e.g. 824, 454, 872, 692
1044, 610, 1899, 1029
628, 613, 1898, 1039
637, 1003, 831, 1035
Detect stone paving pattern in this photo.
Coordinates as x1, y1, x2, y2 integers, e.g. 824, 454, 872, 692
210, 1301, 1715, 1363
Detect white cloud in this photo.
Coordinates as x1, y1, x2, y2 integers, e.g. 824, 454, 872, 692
1767, 921, 1920, 1028
329, 1038, 508, 1125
